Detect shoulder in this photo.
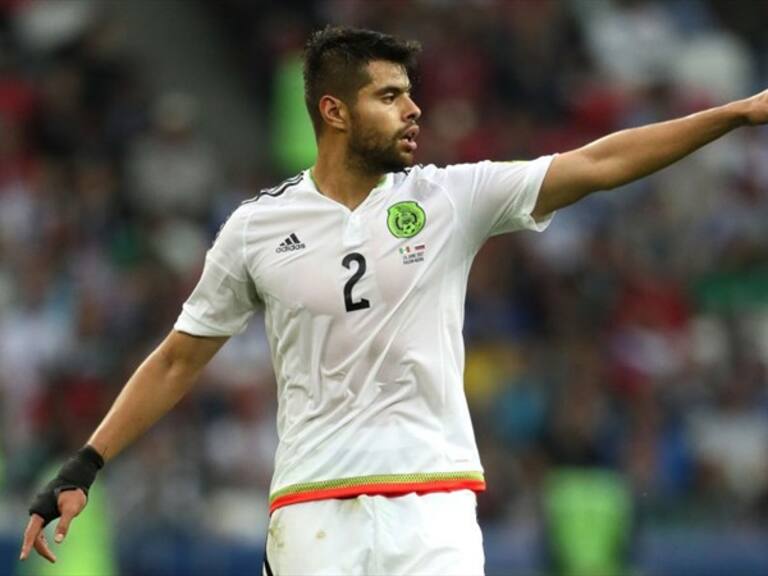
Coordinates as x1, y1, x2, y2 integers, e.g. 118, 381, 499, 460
393, 162, 493, 193
411, 159, 553, 190
392, 163, 447, 189
396, 161, 500, 181
215, 172, 306, 238
240, 172, 306, 209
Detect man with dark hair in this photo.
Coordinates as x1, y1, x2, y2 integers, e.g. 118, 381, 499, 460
302, 26, 421, 135
20, 25, 768, 575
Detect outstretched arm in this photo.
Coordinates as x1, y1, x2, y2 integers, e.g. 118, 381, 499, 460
533, 89, 768, 218
20, 330, 227, 563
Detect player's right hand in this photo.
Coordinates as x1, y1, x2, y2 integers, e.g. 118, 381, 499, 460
19, 489, 87, 563
18, 445, 104, 562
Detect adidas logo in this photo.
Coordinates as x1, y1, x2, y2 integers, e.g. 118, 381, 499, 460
276, 233, 306, 253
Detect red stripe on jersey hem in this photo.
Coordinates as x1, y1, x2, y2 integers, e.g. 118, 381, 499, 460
269, 478, 486, 514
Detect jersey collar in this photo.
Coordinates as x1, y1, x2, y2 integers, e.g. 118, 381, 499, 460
305, 169, 394, 210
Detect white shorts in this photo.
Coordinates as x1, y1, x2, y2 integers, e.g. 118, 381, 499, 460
263, 490, 485, 576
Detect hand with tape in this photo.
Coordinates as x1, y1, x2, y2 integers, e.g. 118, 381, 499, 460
19, 445, 104, 563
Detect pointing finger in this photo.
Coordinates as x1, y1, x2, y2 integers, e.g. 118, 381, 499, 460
19, 515, 43, 561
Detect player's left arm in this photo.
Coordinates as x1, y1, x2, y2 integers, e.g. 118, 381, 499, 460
533, 89, 768, 218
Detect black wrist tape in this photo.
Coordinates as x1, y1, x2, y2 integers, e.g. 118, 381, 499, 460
28, 445, 105, 525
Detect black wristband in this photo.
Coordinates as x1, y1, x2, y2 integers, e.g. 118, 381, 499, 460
29, 445, 105, 525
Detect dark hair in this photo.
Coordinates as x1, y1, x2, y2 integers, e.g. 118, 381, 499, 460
303, 26, 421, 134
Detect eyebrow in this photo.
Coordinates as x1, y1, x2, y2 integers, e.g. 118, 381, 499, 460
373, 84, 412, 96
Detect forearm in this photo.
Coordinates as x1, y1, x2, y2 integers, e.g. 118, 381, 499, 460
583, 101, 747, 190
537, 91, 767, 216
88, 332, 218, 461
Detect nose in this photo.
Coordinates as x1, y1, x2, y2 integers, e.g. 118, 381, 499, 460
404, 95, 421, 122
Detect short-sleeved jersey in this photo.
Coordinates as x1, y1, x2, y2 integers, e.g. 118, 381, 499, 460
175, 157, 555, 513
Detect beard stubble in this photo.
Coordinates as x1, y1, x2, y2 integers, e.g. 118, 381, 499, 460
346, 116, 412, 175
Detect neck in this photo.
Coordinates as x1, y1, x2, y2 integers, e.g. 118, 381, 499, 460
312, 144, 384, 211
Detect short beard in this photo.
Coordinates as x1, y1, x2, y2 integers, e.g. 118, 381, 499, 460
346, 116, 412, 175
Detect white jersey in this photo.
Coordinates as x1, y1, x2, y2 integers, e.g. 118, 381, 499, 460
174, 157, 554, 513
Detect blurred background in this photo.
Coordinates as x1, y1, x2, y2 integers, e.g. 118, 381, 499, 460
1, 0, 767, 574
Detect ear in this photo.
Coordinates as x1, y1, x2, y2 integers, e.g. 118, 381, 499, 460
318, 95, 349, 132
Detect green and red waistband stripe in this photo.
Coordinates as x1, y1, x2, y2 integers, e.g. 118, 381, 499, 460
269, 471, 486, 514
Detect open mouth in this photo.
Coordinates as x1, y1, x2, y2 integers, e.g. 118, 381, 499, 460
401, 125, 420, 142
400, 125, 420, 151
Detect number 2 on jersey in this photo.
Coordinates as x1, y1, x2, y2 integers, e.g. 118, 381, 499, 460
342, 253, 371, 312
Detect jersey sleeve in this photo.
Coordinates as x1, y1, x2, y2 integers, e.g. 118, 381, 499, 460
438, 155, 555, 249
174, 207, 259, 337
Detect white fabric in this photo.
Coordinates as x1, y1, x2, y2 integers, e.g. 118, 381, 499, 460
175, 157, 554, 497
264, 490, 484, 576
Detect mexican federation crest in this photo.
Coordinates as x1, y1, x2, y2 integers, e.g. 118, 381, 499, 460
386, 201, 426, 239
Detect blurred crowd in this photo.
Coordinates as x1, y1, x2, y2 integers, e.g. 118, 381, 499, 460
1, 0, 768, 570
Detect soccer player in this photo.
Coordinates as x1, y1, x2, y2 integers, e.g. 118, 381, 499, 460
19, 26, 768, 575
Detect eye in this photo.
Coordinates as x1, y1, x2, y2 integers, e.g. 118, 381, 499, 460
381, 94, 395, 104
